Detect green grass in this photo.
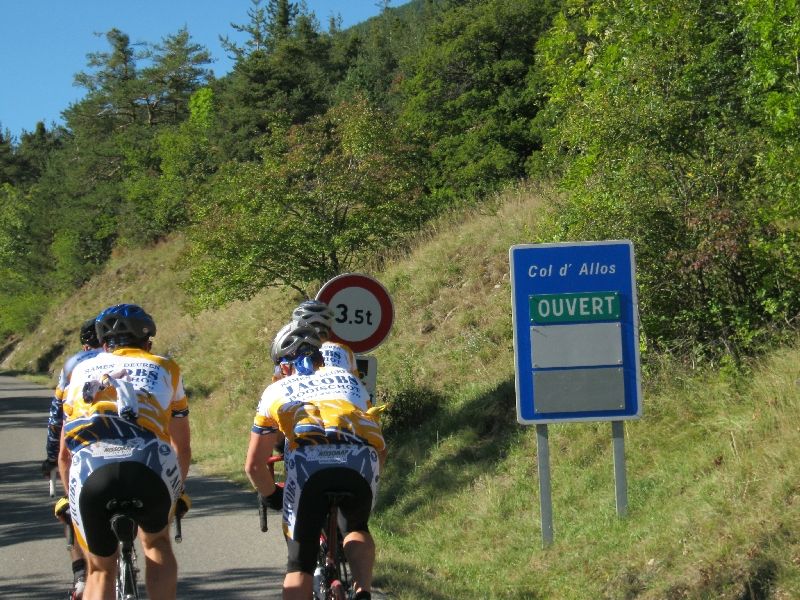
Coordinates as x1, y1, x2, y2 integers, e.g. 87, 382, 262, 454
5, 182, 800, 598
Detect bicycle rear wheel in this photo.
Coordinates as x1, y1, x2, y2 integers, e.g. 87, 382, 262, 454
330, 579, 347, 600
116, 549, 139, 600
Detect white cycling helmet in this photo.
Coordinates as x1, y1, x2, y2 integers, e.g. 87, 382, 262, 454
292, 300, 334, 331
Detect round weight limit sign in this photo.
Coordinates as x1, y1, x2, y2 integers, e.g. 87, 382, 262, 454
316, 273, 394, 354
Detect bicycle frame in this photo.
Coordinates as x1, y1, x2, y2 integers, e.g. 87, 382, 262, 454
316, 495, 351, 600
108, 499, 141, 600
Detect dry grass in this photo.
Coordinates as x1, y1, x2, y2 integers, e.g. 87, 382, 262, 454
6, 181, 800, 598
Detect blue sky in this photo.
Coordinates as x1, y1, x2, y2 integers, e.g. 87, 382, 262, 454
0, 1, 406, 141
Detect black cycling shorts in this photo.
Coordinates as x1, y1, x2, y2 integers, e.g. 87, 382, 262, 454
285, 467, 373, 574
78, 460, 172, 557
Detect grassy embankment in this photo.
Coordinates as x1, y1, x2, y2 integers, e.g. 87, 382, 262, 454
5, 184, 800, 598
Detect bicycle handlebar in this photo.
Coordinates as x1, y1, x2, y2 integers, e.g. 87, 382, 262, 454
258, 500, 269, 533
66, 516, 74, 549
174, 512, 183, 543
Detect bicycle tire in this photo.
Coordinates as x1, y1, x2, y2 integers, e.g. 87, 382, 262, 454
117, 549, 139, 600
330, 579, 347, 600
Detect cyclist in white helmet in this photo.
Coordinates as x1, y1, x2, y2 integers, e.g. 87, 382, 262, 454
246, 323, 385, 600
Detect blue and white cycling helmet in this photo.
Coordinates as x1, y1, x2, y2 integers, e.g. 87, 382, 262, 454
95, 304, 156, 346
292, 300, 334, 331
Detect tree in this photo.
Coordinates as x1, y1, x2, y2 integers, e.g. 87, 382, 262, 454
185, 98, 428, 309
16, 122, 66, 185
333, 1, 410, 112
212, 3, 333, 162
0, 128, 24, 186
400, 0, 561, 203
140, 27, 214, 126
0, 184, 49, 337
530, 0, 800, 357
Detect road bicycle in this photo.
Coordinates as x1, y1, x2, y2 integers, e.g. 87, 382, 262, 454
107, 498, 141, 600
260, 455, 352, 600
105, 497, 186, 600
314, 491, 353, 600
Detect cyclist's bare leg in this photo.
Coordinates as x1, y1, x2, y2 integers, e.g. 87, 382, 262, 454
282, 571, 312, 600
82, 552, 117, 600
67, 529, 85, 561
343, 530, 375, 594
139, 525, 177, 600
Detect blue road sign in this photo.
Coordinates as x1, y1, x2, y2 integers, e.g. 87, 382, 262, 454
510, 241, 642, 424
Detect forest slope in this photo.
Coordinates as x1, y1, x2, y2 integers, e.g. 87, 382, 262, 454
4, 185, 800, 599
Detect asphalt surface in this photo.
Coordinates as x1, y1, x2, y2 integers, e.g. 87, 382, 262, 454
0, 375, 286, 599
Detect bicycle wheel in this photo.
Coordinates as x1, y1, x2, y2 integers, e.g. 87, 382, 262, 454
117, 550, 139, 600
330, 579, 347, 600
334, 537, 350, 590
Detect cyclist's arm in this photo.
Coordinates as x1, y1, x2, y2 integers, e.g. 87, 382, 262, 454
44, 395, 63, 462
244, 431, 278, 496
169, 415, 192, 482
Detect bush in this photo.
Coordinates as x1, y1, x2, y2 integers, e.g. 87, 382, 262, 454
377, 385, 443, 437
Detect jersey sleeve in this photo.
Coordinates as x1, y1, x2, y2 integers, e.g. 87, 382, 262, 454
53, 364, 70, 402
170, 377, 189, 418
167, 363, 190, 418
251, 386, 280, 435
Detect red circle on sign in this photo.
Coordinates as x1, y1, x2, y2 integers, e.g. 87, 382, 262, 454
316, 273, 394, 353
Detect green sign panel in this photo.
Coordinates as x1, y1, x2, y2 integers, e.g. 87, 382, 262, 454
530, 291, 620, 324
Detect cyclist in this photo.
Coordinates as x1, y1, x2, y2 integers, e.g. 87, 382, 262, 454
57, 303, 191, 600
42, 317, 102, 599
245, 323, 386, 600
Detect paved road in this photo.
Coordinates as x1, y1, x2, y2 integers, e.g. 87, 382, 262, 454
0, 375, 286, 599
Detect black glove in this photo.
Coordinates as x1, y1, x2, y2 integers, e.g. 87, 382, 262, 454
54, 496, 71, 523
259, 484, 284, 511
176, 492, 191, 518
41, 457, 57, 477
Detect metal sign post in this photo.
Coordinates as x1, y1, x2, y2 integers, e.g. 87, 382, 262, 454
612, 420, 628, 517
536, 424, 554, 547
510, 241, 642, 545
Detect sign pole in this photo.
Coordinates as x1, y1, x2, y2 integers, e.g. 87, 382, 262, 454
612, 420, 628, 517
536, 423, 554, 547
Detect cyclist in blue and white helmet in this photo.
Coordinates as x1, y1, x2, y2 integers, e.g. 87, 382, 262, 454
58, 303, 191, 600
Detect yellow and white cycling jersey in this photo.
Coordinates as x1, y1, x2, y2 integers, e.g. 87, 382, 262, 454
321, 341, 358, 375
252, 365, 385, 453
62, 347, 188, 450
54, 348, 104, 402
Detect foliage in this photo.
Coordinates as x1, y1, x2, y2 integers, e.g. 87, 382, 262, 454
0, 184, 49, 336
529, 0, 800, 357
184, 97, 429, 309
212, 0, 334, 162
377, 385, 442, 438
3, 0, 800, 365
400, 0, 560, 203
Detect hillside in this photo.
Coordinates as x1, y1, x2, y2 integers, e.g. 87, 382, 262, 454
4, 184, 800, 598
